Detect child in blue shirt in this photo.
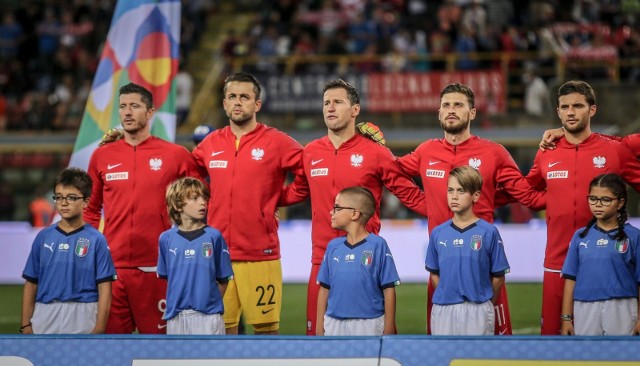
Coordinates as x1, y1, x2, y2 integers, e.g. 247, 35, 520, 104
157, 177, 233, 335
316, 186, 400, 336
425, 166, 509, 335
22, 167, 116, 334
561, 173, 640, 336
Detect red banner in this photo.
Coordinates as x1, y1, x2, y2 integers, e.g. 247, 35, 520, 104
366, 71, 506, 113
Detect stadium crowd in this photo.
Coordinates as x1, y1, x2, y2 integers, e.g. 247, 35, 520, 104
0, 0, 210, 132
2, 1, 640, 132
223, 0, 640, 78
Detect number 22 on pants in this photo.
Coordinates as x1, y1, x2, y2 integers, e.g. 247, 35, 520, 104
256, 285, 276, 314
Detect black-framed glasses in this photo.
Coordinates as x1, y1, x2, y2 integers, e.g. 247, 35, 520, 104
587, 195, 617, 207
52, 195, 85, 204
332, 205, 357, 214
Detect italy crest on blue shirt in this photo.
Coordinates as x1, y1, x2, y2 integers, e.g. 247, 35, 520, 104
362, 250, 373, 266
202, 242, 213, 258
75, 238, 90, 257
470, 235, 482, 251
616, 239, 629, 253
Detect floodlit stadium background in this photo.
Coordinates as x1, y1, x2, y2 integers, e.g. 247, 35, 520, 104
1, 0, 640, 346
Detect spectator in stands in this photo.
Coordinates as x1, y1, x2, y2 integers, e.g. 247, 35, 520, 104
29, 186, 55, 228
175, 66, 193, 126
0, 2, 204, 132
347, 12, 375, 55
461, 0, 487, 38
0, 12, 23, 60
522, 62, 551, 119
36, 8, 61, 64
455, 25, 478, 70
256, 25, 279, 72
221, 29, 240, 64
535, 5, 569, 71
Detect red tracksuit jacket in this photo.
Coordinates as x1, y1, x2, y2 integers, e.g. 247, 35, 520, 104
398, 135, 546, 233
526, 133, 640, 270
192, 123, 303, 262
280, 133, 427, 264
85, 137, 198, 267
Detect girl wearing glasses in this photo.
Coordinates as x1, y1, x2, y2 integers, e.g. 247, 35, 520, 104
561, 173, 640, 335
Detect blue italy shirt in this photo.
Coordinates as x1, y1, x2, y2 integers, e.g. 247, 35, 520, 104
22, 224, 116, 303
425, 219, 509, 305
157, 226, 233, 320
317, 233, 400, 319
562, 223, 640, 302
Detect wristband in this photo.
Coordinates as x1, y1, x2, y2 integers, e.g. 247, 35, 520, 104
19, 323, 32, 333
560, 314, 573, 322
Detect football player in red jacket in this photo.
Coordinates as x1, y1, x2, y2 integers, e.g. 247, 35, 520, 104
280, 79, 428, 335
85, 83, 199, 334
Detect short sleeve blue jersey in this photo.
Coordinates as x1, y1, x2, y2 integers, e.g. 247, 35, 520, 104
425, 219, 510, 305
317, 233, 400, 319
22, 224, 116, 303
157, 226, 233, 320
562, 223, 640, 301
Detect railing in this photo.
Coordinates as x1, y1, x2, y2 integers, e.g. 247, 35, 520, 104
3, 51, 640, 152
184, 50, 640, 131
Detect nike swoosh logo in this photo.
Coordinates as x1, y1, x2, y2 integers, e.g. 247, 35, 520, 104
428, 161, 440, 166
499, 329, 507, 335
157, 324, 167, 329
548, 162, 561, 168
311, 159, 323, 165
107, 163, 122, 170
211, 151, 224, 156
261, 308, 275, 314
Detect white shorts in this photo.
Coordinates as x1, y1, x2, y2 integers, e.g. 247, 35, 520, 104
431, 301, 494, 335
323, 314, 385, 336
574, 298, 638, 336
31, 302, 97, 334
167, 310, 225, 335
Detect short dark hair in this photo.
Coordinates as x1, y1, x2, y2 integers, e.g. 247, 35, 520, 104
339, 186, 375, 223
54, 168, 92, 198
323, 79, 360, 105
557, 80, 596, 107
440, 83, 475, 109
223, 72, 262, 100
119, 83, 153, 109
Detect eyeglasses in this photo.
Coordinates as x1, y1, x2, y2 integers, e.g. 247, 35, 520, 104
332, 205, 357, 214
52, 195, 85, 204
587, 195, 617, 207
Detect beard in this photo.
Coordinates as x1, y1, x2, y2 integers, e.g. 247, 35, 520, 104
440, 117, 470, 135
227, 110, 253, 125
121, 120, 147, 134
562, 119, 588, 134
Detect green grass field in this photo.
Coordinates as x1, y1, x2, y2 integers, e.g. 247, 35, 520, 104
0, 282, 542, 335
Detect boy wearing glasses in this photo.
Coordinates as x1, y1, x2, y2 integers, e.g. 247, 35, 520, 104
21, 168, 116, 334
316, 186, 400, 336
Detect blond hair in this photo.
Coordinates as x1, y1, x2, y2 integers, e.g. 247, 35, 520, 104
165, 177, 210, 225
449, 166, 483, 194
